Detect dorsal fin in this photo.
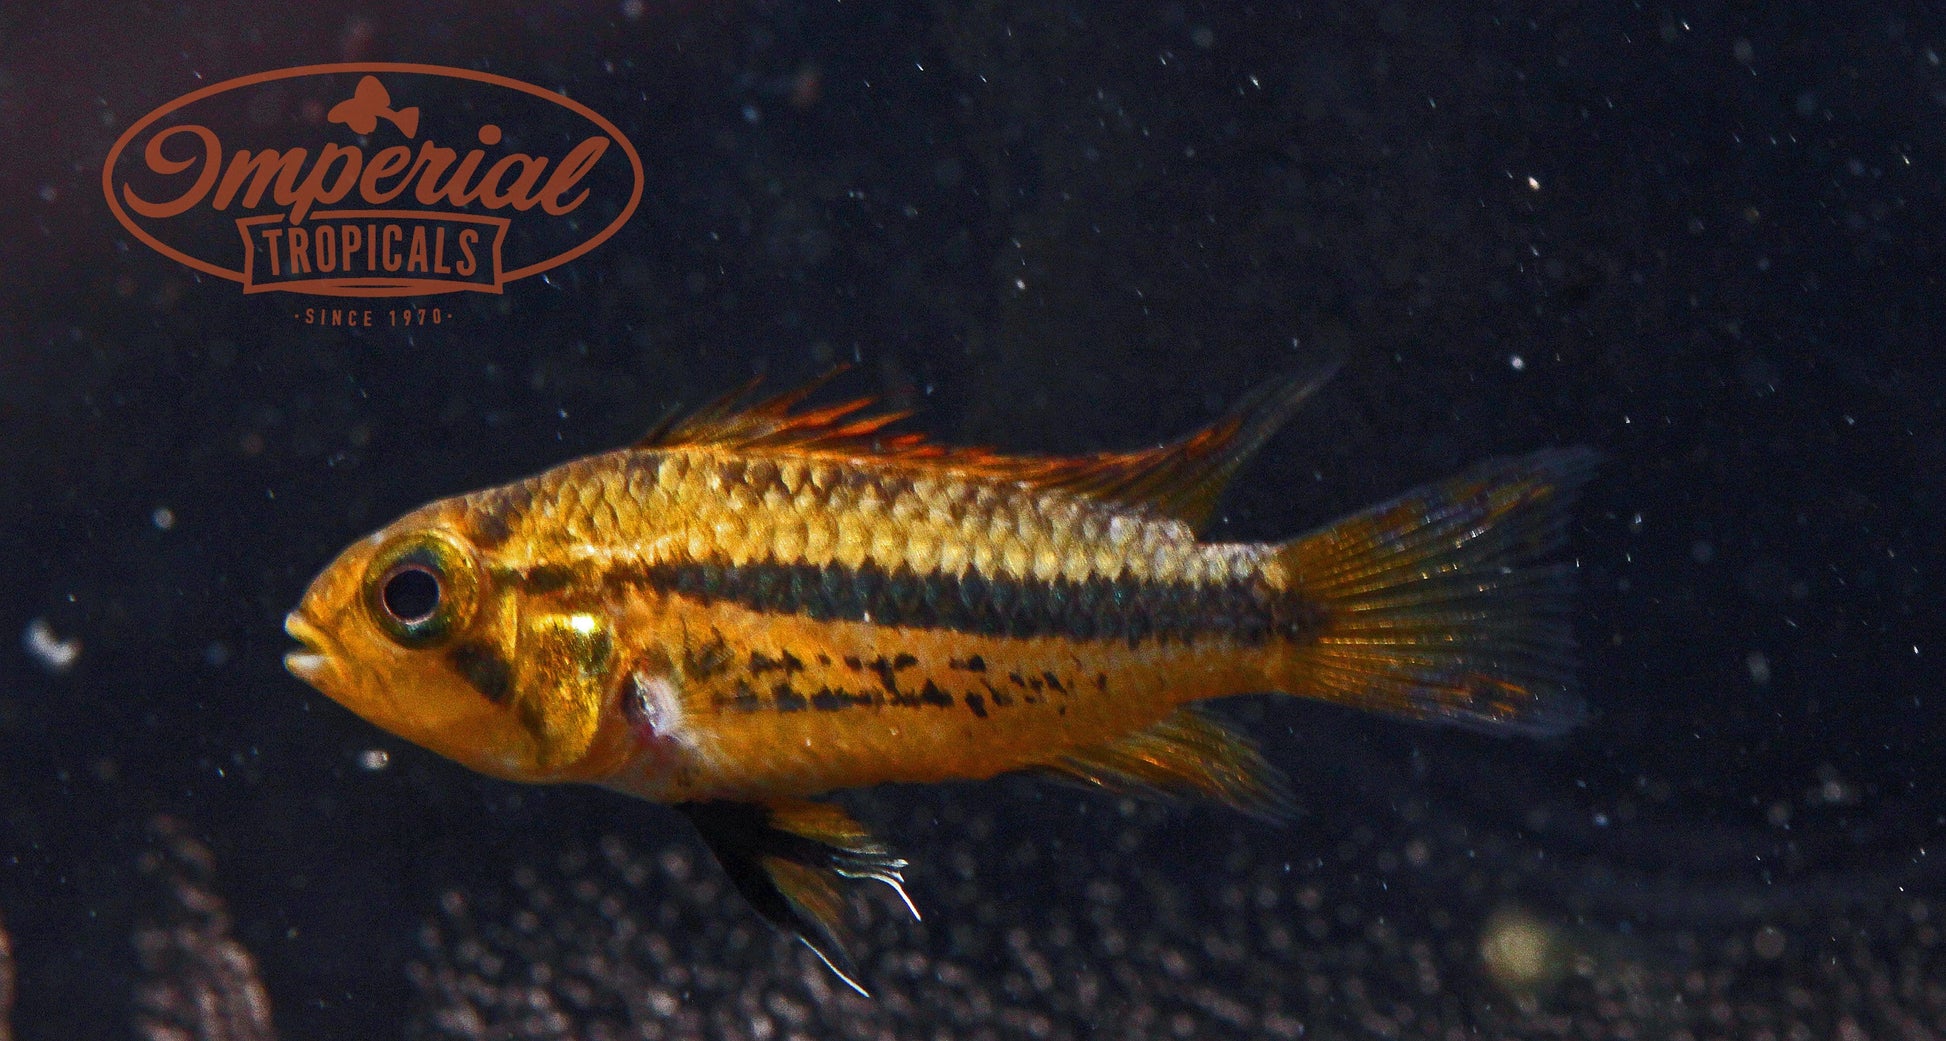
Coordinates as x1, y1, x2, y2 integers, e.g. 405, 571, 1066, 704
1036, 359, 1340, 531
636, 360, 1338, 531
634, 366, 915, 454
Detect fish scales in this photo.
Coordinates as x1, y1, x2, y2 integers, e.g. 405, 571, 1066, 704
450, 444, 1287, 800
487, 447, 1256, 596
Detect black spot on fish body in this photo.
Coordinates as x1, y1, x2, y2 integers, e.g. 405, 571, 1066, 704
891, 653, 918, 671
772, 683, 807, 712
949, 654, 987, 673
1027, 675, 1044, 693
729, 680, 762, 713
523, 563, 576, 595
1043, 671, 1067, 694
1008, 672, 1026, 688
685, 633, 733, 681
983, 679, 1012, 707
816, 653, 832, 667
448, 640, 514, 704
749, 650, 785, 674
780, 649, 804, 673
811, 687, 849, 711
843, 655, 864, 671
964, 692, 988, 718
1095, 672, 1108, 692
919, 680, 953, 708
867, 657, 908, 704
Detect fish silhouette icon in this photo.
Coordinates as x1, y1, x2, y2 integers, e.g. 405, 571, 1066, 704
327, 76, 420, 138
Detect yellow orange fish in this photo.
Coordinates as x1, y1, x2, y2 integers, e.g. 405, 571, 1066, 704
284, 364, 1595, 992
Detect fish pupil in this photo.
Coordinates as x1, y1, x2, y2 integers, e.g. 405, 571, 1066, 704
382, 565, 442, 623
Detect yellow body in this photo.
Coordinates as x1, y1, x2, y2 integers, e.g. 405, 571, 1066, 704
289, 442, 1277, 802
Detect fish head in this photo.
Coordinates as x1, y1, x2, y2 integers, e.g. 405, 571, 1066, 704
284, 498, 612, 783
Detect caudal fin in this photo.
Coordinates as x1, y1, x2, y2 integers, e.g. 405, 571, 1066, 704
1267, 448, 1600, 736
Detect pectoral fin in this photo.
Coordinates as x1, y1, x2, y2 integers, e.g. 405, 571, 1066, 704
677, 798, 917, 996
1040, 707, 1298, 822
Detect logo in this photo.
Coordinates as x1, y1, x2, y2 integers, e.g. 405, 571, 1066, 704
103, 63, 644, 297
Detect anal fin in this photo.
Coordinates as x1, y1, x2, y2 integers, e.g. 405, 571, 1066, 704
1040, 707, 1298, 822
678, 799, 917, 996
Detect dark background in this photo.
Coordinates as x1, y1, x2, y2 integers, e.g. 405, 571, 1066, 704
2, 1, 1941, 1038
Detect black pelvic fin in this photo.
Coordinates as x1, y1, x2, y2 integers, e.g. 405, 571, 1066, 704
677, 798, 917, 996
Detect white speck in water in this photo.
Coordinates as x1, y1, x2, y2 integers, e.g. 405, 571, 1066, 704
24, 617, 81, 674
1509, 354, 1526, 371
358, 749, 391, 771
1746, 650, 1771, 685
1526, 175, 1541, 191
152, 506, 176, 530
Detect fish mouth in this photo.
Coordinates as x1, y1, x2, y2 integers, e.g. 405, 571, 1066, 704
283, 610, 340, 687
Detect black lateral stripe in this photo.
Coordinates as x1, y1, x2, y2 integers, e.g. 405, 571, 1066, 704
634, 558, 1301, 645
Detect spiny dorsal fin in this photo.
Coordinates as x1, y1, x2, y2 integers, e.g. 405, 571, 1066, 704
1036, 360, 1340, 531
677, 798, 917, 997
637, 360, 1338, 532
635, 366, 916, 455
1039, 706, 1298, 822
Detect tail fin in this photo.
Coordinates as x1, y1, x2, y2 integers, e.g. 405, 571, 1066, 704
1266, 448, 1600, 737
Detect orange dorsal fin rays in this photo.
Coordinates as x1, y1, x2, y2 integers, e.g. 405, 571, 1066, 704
636, 360, 1339, 531
677, 798, 917, 997
1039, 707, 1298, 822
634, 366, 913, 454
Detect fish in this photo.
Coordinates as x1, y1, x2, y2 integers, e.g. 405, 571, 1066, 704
284, 362, 1598, 993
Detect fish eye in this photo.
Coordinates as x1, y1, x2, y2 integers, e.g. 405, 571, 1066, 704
363, 531, 479, 647
380, 564, 442, 624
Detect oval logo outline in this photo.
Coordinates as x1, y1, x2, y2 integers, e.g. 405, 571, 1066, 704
101, 62, 645, 294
